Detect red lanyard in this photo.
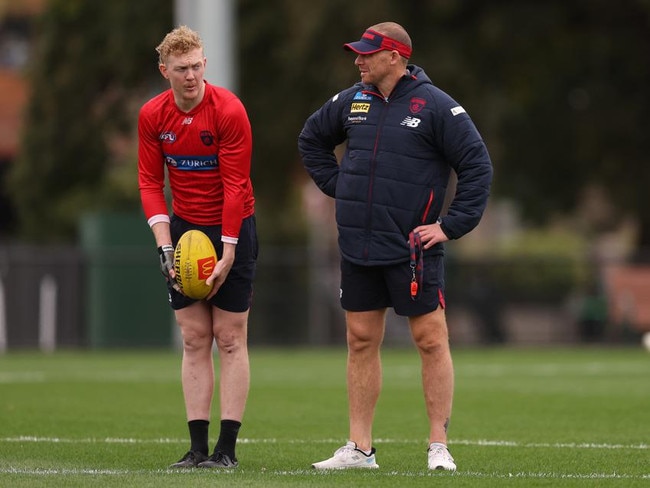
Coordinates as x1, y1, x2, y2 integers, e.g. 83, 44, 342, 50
409, 231, 423, 300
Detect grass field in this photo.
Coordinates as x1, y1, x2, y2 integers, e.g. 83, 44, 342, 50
0, 346, 648, 487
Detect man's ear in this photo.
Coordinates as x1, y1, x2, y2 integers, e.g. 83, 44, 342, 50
159, 63, 168, 79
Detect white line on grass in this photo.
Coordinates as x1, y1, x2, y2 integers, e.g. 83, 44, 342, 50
0, 467, 648, 480
1, 436, 647, 450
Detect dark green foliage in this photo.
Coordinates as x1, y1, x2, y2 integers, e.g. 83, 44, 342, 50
7, 0, 650, 247
238, 0, 650, 246
467, 1, 650, 234
7, 0, 173, 242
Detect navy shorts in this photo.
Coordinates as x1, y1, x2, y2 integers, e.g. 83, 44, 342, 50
168, 214, 258, 313
340, 256, 445, 316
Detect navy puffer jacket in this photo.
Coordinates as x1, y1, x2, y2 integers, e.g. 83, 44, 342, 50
299, 65, 493, 266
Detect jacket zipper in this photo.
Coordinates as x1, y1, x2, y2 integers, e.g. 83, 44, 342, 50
362, 92, 390, 260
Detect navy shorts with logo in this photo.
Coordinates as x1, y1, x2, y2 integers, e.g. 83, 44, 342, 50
168, 214, 258, 313
340, 256, 445, 316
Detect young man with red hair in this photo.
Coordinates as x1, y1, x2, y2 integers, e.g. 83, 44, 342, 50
138, 25, 257, 469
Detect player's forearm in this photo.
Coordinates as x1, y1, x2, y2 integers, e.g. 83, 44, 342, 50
151, 221, 173, 247
220, 242, 236, 264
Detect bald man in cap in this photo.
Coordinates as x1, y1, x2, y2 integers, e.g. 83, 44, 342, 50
299, 22, 493, 472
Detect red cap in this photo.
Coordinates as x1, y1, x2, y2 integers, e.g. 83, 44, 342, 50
344, 29, 412, 58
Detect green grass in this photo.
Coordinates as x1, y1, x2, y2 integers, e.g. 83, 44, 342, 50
0, 346, 648, 487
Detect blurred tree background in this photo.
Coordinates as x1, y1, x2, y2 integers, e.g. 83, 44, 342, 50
5, 0, 650, 255
6, 0, 173, 241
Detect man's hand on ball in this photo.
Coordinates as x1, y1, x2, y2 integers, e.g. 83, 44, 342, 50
205, 257, 233, 300
158, 244, 181, 293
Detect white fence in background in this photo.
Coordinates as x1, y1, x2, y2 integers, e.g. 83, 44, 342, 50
38, 274, 57, 353
0, 274, 60, 354
0, 245, 85, 352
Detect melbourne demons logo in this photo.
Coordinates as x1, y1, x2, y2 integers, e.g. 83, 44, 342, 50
200, 131, 215, 146
409, 97, 426, 114
197, 256, 216, 279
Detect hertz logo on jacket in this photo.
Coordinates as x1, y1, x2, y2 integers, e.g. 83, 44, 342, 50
350, 102, 370, 113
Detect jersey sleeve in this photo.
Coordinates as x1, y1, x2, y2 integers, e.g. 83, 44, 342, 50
216, 96, 253, 240
138, 105, 170, 224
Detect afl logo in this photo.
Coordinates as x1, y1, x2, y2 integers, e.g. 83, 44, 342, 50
160, 131, 176, 143
200, 131, 215, 146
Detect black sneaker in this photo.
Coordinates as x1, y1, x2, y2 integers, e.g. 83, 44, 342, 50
197, 451, 239, 468
169, 450, 209, 468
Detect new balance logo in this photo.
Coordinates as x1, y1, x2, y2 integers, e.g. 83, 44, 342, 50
400, 116, 421, 128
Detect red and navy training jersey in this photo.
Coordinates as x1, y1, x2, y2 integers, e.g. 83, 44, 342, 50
138, 82, 255, 240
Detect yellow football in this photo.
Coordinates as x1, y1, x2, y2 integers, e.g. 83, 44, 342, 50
174, 230, 218, 299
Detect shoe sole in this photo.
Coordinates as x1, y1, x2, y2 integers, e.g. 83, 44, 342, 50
312, 463, 379, 469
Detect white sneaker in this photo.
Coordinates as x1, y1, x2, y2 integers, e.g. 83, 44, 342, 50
312, 441, 379, 469
427, 443, 456, 471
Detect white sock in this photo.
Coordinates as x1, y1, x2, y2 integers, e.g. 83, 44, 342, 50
352, 442, 372, 456
429, 442, 447, 450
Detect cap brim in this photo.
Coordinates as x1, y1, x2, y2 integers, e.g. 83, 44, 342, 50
343, 40, 383, 55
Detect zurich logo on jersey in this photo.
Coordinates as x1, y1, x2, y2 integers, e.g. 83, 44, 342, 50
165, 155, 219, 170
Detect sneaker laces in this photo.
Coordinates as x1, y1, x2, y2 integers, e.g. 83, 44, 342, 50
429, 445, 450, 458
334, 443, 356, 460
428, 443, 455, 466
